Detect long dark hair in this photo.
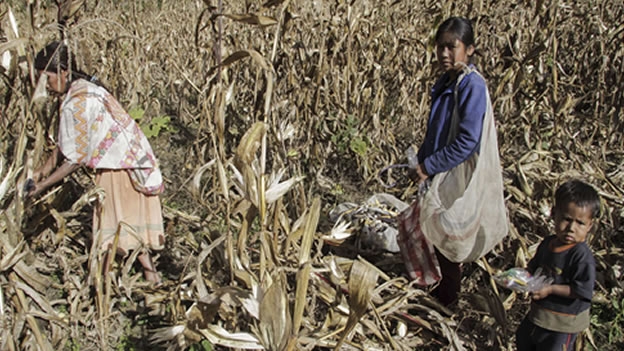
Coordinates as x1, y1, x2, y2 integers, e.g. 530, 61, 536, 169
435, 17, 475, 48
34, 41, 103, 87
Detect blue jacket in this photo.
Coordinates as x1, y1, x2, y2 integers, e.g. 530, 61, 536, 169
417, 66, 487, 175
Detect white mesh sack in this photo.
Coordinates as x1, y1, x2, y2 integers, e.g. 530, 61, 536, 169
419, 67, 509, 263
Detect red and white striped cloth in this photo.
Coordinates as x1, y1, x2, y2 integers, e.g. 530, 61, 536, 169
397, 199, 441, 286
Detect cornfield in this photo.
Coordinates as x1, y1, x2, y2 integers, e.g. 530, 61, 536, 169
1, 0, 623, 350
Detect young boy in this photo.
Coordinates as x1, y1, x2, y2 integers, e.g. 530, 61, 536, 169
516, 179, 600, 351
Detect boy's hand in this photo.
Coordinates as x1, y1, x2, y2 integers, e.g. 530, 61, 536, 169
531, 285, 553, 300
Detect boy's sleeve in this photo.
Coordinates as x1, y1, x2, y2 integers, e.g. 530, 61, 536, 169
568, 250, 596, 301
526, 238, 547, 274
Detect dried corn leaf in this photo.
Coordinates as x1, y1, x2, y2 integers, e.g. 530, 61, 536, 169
0, 240, 27, 272
257, 275, 291, 351
321, 220, 353, 245
298, 197, 320, 265
223, 13, 278, 27
219, 50, 271, 72
191, 160, 216, 196
13, 261, 52, 293
235, 122, 267, 170
265, 174, 304, 204
335, 259, 379, 349
292, 262, 311, 334
198, 324, 264, 349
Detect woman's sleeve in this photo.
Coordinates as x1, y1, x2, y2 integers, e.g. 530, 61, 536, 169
58, 92, 97, 165
422, 74, 487, 175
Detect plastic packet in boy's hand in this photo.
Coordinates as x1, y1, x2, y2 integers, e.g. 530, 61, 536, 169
493, 267, 553, 293
526, 268, 554, 292
493, 268, 532, 292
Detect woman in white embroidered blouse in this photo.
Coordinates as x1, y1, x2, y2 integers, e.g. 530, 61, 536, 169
27, 41, 165, 286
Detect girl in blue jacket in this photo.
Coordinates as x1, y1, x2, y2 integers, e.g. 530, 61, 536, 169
413, 17, 488, 305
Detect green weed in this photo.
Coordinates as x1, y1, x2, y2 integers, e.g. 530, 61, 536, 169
129, 107, 177, 138
330, 115, 369, 157
591, 299, 624, 348
65, 338, 81, 351
187, 340, 213, 351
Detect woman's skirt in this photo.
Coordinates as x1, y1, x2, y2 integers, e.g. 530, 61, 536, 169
93, 169, 165, 254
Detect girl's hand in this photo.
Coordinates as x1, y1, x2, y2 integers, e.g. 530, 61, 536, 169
415, 163, 429, 185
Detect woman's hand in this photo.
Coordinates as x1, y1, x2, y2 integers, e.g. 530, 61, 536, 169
25, 160, 80, 199
25, 182, 42, 199
32, 148, 59, 182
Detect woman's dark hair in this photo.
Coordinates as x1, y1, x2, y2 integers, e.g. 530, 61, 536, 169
435, 17, 475, 48
554, 179, 601, 219
34, 41, 101, 86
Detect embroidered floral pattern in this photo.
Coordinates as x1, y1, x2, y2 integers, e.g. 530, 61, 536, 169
58, 80, 163, 195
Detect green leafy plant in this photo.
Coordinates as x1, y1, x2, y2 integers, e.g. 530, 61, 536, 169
66, 338, 81, 351
116, 323, 136, 351
330, 115, 369, 157
128, 107, 177, 138
187, 340, 213, 351
349, 136, 367, 157
591, 299, 624, 348
608, 298, 624, 344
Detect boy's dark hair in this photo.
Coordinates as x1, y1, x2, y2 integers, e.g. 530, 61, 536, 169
554, 179, 601, 218
435, 17, 475, 48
